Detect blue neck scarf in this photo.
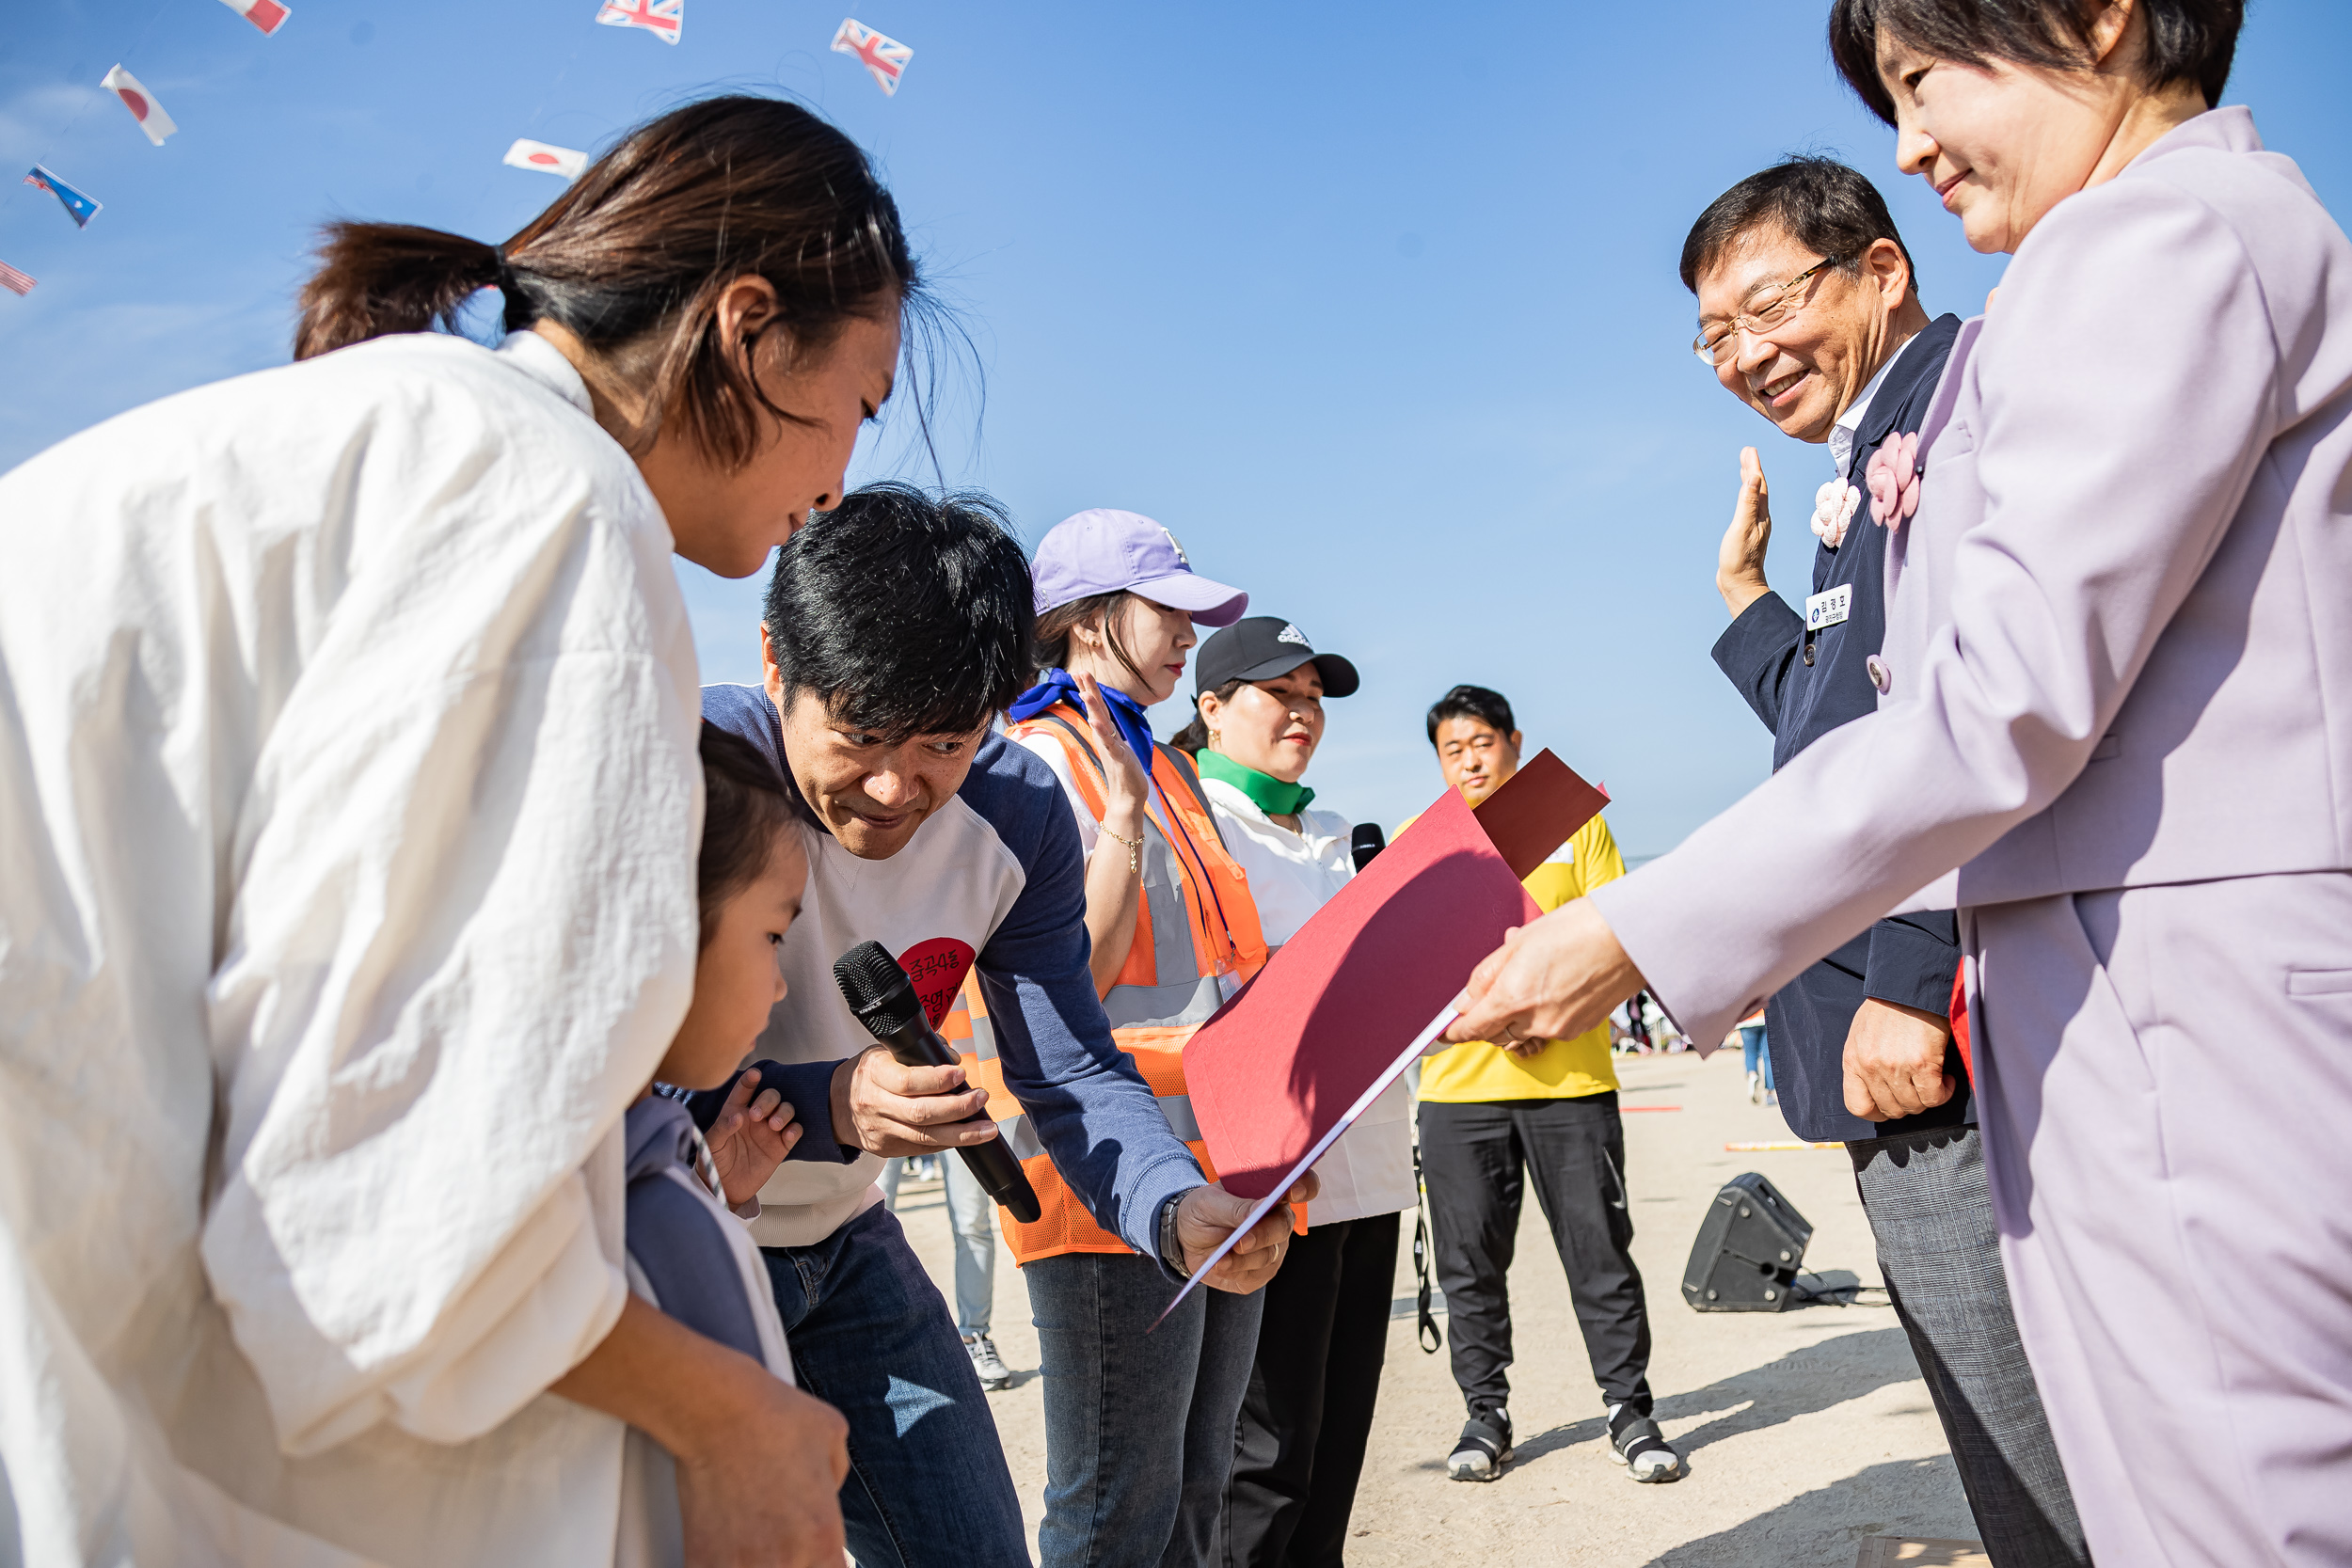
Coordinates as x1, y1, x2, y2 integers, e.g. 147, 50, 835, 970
1009, 668, 1157, 768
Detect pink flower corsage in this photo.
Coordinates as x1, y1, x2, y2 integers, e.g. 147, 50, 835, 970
1811, 479, 1861, 548
1866, 431, 1923, 528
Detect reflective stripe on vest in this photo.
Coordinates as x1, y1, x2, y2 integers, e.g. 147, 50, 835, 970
944, 724, 1268, 1264
945, 986, 1205, 1151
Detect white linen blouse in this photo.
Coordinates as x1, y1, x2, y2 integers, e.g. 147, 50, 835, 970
0, 329, 700, 1565
1196, 774, 1416, 1227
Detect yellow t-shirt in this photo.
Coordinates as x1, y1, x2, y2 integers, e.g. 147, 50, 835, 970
1408, 810, 1628, 1102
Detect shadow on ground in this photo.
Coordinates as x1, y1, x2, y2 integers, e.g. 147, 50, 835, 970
1503, 1324, 1918, 1468
1641, 1457, 1963, 1566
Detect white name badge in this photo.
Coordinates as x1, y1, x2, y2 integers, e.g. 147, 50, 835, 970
1805, 583, 1853, 631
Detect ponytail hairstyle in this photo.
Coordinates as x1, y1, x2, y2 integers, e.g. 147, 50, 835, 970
696, 721, 818, 951
294, 94, 918, 469
1168, 677, 1245, 757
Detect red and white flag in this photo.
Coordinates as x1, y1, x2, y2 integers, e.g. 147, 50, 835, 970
831, 19, 912, 95
0, 258, 34, 297
102, 66, 179, 146
596, 0, 682, 44
503, 138, 588, 180
215, 0, 291, 37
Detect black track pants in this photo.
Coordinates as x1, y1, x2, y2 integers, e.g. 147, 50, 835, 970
1417, 1094, 1654, 1418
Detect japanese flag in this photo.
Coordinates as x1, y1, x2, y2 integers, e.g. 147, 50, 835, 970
216, 0, 292, 36
102, 66, 178, 146
503, 139, 588, 181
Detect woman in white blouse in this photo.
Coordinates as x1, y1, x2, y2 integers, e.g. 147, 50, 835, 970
0, 96, 914, 1568
1171, 616, 1413, 1565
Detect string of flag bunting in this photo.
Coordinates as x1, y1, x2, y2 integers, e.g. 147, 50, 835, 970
3, 6, 917, 297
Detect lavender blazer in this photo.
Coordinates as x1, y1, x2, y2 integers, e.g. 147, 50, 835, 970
1595, 107, 2352, 1049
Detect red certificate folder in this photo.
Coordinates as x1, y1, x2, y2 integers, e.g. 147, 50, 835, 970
1182, 751, 1607, 1200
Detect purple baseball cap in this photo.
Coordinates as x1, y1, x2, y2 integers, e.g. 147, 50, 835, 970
1032, 509, 1249, 626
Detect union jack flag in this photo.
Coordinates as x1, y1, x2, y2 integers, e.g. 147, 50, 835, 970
596, 0, 681, 44
0, 258, 34, 297
831, 18, 912, 96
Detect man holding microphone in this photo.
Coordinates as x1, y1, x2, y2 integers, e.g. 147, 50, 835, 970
700, 484, 1310, 1568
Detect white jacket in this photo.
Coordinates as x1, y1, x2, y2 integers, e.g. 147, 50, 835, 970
0, 330, 700, 1565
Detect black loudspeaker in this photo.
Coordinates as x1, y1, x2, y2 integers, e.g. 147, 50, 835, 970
1682, 1172, 1813, 1312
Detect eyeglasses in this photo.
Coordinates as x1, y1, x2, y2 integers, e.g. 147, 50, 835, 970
1692, 256, 1847, 367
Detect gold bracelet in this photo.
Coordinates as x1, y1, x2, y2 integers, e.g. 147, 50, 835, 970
1101, 827, 1143, 876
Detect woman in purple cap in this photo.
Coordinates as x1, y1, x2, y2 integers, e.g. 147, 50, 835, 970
995, 509, 1278, 1568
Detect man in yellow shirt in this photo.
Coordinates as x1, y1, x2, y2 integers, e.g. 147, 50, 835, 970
1409, 686, 1680, 1485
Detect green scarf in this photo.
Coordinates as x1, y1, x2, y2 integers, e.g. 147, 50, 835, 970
1198, 748, 1315, 816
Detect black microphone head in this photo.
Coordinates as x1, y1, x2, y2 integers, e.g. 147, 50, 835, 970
833, 941, 921, 1038
1350, 822, 1386, 870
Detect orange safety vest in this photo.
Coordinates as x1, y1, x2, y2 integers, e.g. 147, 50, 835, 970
946, 704, 1268, 1263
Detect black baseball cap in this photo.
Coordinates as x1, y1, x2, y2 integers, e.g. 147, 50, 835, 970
1194, 616, 1360, 699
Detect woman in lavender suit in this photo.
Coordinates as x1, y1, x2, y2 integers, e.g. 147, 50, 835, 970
1445, 2, 2352, 1562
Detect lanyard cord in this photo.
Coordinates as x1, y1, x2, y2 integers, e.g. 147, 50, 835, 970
1148, 769, 1243, 972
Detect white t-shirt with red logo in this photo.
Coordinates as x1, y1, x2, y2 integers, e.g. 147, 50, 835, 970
702, 684, 1206, 1254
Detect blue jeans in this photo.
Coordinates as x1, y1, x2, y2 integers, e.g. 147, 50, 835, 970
878, 1153, 996, 1336
1740, 1023, 1774, 1090
1025, 1250, 1263, 1568
762, 1204, 1026, 1567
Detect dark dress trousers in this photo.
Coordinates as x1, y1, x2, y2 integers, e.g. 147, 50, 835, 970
1709, 313, 1971, 1145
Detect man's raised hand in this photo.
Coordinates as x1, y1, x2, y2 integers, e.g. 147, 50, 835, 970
1717, 446, 1773, 618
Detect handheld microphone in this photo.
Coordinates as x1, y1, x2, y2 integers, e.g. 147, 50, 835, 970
1350, 823, 1387, 872
832, 941, 1043, 1224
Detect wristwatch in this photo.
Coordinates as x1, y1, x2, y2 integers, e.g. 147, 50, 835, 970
1156, 1194, 1188, 1275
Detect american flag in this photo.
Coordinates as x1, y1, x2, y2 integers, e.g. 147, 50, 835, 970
831, 19, 912, 95
0, 258, 34, 297
596, 0, 682, 44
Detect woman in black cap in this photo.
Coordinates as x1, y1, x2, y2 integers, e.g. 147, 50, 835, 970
1172, 618, 1413, 1567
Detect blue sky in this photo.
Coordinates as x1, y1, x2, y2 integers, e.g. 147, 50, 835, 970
8, 0, 2350, 855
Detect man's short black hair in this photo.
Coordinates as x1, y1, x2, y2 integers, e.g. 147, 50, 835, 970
761, 483, 1033, 744
1830, 0, 2239, 129
1679, 156, 1916, 300
1426, 684, 1516, 748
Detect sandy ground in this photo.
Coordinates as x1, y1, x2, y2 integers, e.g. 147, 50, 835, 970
890, 1046, 1983, 1567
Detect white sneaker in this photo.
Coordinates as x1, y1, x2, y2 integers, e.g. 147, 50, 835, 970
1746, 1069, 1762, 1103
1446, 1409, 1512, 1481
964, 1333, 1012, 1390
1608, 1407, 1685, 1483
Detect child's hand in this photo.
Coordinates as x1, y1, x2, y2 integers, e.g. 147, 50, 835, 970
707, 1068, 802, 1208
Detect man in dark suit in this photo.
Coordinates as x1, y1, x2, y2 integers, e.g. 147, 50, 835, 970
1683, 159, 2089, 1568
